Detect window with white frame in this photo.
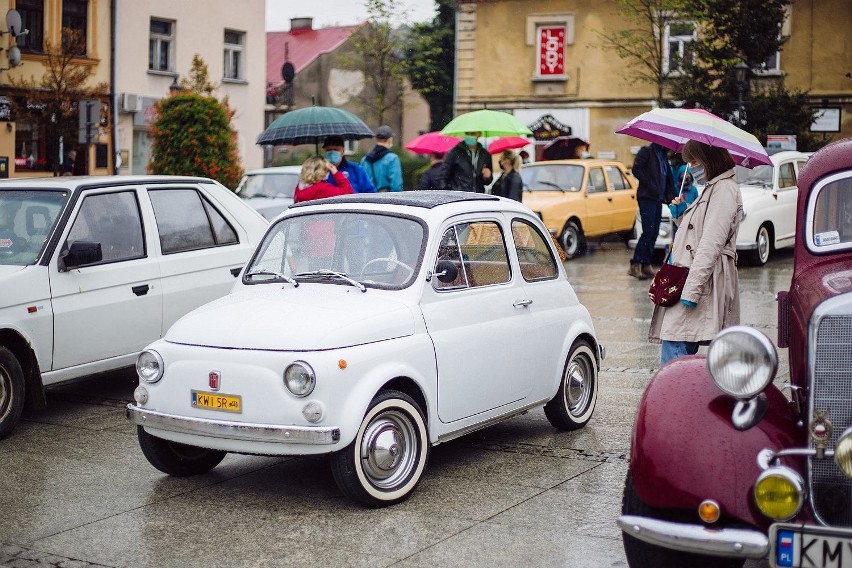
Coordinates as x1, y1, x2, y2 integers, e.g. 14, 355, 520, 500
149, 18, 174, 72
663, 21, 696, 75
223, 30, 245, 81
756, 51, 781, 74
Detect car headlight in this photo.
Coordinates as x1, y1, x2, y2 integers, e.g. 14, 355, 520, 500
707, 326, 777, 398
284, 361, 315, 397
754, 466, 804, 521
136, 350, 164, 383
835, 427, 852, 479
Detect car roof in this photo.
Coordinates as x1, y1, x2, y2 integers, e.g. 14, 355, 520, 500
0, 175, 217, 193
522, 159, 627, 167
290, 190, 502, 210
768, 150, 810, 164
245, 166, 302, 175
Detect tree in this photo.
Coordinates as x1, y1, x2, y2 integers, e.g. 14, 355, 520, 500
180, 54, 216, 95
405, 0, 455, 130
9, 29, 109, 175
148, 55, 243, 189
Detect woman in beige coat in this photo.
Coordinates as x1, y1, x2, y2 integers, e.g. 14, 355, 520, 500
649, 140, 743, 365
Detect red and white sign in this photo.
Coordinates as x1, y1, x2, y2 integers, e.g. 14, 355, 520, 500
538, 26, 565, 76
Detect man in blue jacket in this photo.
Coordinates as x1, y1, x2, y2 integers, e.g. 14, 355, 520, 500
360, 126, 403, 192
322, 136, 376, 193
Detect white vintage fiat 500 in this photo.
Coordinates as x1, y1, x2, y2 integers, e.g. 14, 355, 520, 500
127, 191, 602, 507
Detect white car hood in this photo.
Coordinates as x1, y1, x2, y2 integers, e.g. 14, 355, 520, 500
165, 286, 416, 351
738, 184, 771, 206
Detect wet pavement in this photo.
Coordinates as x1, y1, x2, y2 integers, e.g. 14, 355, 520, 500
0, 242, 792, 567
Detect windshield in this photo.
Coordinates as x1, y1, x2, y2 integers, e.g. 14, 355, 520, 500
521, 164, 584, 192
809, 173, 852, 253
0, 190, 68, 266
236, 173, 298, 199
735, 164, 773, 186
246, 211, 425, 290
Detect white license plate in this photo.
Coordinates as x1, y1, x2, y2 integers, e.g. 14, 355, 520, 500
771, 524, 852, 568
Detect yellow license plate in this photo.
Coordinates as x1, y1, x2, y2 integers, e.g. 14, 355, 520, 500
191, 390, 241, 413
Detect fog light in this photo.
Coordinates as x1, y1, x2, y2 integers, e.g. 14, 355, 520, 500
302, 401, 323, 423
698, 499, 720, 523
835, 427, 852, 479
134, 385, 149, 405
754, 467, 803, 521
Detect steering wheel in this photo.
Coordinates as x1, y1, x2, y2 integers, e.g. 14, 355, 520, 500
359, 257, 415, 281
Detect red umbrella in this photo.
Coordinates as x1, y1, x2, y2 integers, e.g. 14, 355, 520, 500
405, 131, 463, 155
487, 136, 531, 154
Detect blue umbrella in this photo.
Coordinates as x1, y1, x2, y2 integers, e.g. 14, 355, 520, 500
256, 105, 374, 148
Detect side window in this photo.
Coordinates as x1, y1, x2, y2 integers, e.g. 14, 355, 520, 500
605, 166, 629, 190
778, 162, 796, 190
433, 226, 467, 290
433, 221, 511, 290
66, 191, 144, 263
511, 220, 558, 281
587, 168, 606, 193
149, 188, 237, 254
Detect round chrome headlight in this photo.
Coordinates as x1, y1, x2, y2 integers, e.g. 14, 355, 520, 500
284, 361, 315, 397
136, 350, 164, 383
835, 427, 852, 479
707, 326, 777, 398
754, 466, 804, 521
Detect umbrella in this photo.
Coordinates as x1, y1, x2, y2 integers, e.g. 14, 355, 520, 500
256, 105, 374, 148
616, 108, 771, 167
541, 136, 589, 160
441, 109, 533, 137
405, 131, 462, 155
487, 136, 531, 154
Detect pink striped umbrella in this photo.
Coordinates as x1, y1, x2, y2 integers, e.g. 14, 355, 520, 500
616, 108, 771, 167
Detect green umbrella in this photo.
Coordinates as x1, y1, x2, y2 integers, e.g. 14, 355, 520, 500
441, 109, 533, 137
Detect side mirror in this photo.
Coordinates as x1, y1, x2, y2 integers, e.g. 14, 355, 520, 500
59, 240, 102, 271
433, 259, 459, 283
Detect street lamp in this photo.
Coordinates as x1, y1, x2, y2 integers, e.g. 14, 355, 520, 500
168, 76, 181, 94
733, 61, 749, 128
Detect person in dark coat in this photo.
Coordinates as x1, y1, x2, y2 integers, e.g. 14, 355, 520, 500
491, 150, 523, 202
417, 152, 446, 190
442, 131, 493, 192
629, 142, 676, 279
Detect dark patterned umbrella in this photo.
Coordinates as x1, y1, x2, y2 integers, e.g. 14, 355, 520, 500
256, 106, 374, 147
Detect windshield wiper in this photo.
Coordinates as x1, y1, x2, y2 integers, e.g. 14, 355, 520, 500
245, 268, 299, 287
535, 181, 562, 190
295, 269, 367, 292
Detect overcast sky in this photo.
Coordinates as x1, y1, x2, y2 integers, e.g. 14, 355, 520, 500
266, 0, 438, 30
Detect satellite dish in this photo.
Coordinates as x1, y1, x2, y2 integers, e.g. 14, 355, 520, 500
7, 46, 21, 67
281, 62, 295, 83
5, 9, 21, 36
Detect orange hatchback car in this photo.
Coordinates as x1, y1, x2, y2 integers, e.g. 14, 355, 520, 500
520, 159, 638, 259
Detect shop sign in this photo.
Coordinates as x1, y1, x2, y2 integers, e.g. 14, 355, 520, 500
538, 26, 565, 76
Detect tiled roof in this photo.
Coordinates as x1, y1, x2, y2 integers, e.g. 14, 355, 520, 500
266, 24, 362, 86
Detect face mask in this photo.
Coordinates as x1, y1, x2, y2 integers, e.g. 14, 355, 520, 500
581, 151, 591, 159
464, 136, 477, 147
691, 163, 706, 185
325, 150, 342, 165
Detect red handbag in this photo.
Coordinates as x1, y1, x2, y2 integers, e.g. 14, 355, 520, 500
648, 258, 689, 307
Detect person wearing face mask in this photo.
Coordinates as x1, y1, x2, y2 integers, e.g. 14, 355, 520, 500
649, 140, 742, 365
442, 131, 493, 192
628, 142, 677, 280
491, 150, 523, 202
321, 136, 376, 193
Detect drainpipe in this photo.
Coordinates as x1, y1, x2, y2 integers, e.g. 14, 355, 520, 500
110, 0, 119, 175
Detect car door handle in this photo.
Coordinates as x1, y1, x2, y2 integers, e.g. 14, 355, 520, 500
132, 284, 150, 296
230, 267, 241, 277
513, 299, 533, 308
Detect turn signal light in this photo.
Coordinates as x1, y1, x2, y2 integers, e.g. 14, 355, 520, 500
698, 500, 721, 523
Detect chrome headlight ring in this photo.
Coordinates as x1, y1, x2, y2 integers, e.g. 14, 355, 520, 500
136, 350, 164, 384
707, 326, 777, 399
284, 361, 316, 397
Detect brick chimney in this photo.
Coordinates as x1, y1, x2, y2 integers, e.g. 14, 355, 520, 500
290, 17, 313, 31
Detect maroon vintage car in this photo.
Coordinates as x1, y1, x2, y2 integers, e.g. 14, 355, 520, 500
618, 137, 852, 568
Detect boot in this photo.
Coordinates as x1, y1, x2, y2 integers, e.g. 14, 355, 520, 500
642, 264, 657, 278
628, 263, 648, 280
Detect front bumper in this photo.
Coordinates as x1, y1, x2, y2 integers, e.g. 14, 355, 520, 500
618, 515, 769, 559
126, 404, 341, 445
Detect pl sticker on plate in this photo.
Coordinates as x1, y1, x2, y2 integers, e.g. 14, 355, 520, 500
815, 231, 840, 246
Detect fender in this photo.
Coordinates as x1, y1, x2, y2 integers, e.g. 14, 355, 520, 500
630, 354, 802, 528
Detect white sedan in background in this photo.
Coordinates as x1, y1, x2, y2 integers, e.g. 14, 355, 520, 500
629, 150, 810, 265
234, 165, 300, 220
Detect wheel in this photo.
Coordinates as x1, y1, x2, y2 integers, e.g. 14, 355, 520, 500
746, 224, 771, 266
331, 390, 429, 507
0, 346, 25, 440
622, 472, 745, 568
544, 339, 598, 430
560, 220, 586, 260
359, 257, 414, 281
137, 426, 227, 476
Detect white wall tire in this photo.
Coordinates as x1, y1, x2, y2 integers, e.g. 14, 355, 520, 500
544, 340, 598, 430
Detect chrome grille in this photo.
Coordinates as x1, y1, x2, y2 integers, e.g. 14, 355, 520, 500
811, 314, 852, 527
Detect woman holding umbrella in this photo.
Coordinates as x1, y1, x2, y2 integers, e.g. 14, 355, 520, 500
491, 150, 523, 202
648, 140, 742, 365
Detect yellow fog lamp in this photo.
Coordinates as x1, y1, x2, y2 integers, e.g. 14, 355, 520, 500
754, 467, 804, 521
835, 427, 852, 479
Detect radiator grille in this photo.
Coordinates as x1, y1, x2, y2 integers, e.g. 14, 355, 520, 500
811, 315, 852, 527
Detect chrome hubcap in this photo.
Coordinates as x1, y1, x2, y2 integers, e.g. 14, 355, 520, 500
564, 356, 593, 416
758, 229, 769, 262
0, 368, 9, 419
360, 410, 417, 489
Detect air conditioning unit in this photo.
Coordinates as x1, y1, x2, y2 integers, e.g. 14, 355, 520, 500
119, 92, 141, 113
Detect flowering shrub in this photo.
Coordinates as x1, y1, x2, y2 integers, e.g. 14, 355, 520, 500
148, 92, 244, 190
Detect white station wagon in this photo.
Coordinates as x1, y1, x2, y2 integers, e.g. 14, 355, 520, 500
127, 191, 603, 507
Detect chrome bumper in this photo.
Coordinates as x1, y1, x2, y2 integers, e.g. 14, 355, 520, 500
618, 515, 769, 559
126, 404, 341, 445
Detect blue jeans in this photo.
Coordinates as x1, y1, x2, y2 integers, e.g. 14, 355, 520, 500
660, 340, 700, 365
632, 199, 662, 266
